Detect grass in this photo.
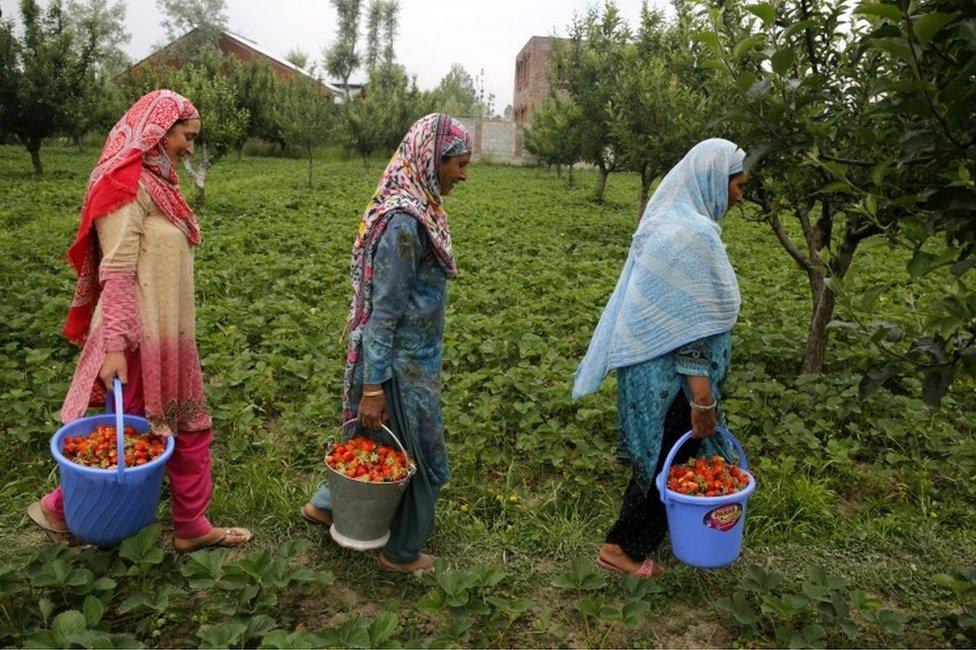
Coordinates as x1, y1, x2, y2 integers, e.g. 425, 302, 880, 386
0, 144, 974, 647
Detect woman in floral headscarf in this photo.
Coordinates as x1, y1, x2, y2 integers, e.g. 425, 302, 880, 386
302, 113, 472, 574
573, 139, 749, 578
27, 90, 251, 552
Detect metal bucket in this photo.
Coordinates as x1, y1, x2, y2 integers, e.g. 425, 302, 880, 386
327, 420, 415, 551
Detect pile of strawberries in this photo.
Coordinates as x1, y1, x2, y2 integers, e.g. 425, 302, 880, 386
61, 425, 167, 469
666, 455, 751, 496
326, 436, 410, 483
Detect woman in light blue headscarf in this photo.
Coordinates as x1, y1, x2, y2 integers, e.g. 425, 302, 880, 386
573, 139, 749, 578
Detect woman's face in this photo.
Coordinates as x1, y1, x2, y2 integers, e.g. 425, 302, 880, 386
438, 153, 471, 196
727, 171, 749, 210
163, 118, 201, 163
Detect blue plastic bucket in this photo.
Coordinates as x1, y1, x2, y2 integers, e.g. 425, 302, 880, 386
50, 379, 175, 546
655, 427, 756, 568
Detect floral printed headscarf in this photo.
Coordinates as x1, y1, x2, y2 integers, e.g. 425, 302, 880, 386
63, 90, 200, 345
342, 113, 473, 419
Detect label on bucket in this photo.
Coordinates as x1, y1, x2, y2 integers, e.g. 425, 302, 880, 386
703, 503, 742, 532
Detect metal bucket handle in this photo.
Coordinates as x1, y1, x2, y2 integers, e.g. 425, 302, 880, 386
659, 427, 749, 507
102, 378, 127, 484
340, 419, 417, 478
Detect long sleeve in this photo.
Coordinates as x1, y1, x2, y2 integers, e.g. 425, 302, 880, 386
673, 338, 711, 377
362, 213, 420, 384
95, 192, 146, 351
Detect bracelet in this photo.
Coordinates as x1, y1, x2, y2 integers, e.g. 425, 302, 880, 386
689, 399, 717, 412
362, 389, 384, 397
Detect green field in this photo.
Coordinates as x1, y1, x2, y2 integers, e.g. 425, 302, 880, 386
1, 145, 974, 648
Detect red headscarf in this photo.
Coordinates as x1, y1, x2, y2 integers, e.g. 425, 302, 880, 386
63, 90, 200, 345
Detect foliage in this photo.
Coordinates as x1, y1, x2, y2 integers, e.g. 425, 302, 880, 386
523, 97, 583, 183
231, 60, 283, 154
548, 1, 630, 200
1, 148, 974, 647
341, 62, 433, 167
324, 0, 363, 95
66, 0, 130, 77
0, 0, 101, 176
284, 47, 310, 71
363, 0, 399, 74
166, 59, 249, 203
156, 0, 228, 43
432, 63, 491, 119
716, 564, 909, 647
274, 77, 337, 187
609, 3, 711, 222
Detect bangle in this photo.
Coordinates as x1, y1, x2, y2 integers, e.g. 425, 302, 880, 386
689, 399, 717, 412
362, 389, 384, 397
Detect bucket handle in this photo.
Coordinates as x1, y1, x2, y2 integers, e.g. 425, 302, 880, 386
341, 419, 417, 478
103, 378, 127, 483
659, 427, 748, 506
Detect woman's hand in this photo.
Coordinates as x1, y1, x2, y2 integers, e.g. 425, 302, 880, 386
358, 384, 387, 430
690, 406, 717, 439
99, 350, 127, 389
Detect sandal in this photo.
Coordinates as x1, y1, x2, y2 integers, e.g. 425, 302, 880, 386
597, 554, 664, 578
300, 504, 333, 527
175, 527, 252, 553
378, 551, 436, 574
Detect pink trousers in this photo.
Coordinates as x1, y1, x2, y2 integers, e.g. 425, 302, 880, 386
43, 351, 214, 539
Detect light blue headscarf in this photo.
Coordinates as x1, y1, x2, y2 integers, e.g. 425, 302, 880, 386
573, 138, 746, 398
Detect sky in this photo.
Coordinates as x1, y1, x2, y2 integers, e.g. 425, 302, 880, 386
0, 0, 671, 110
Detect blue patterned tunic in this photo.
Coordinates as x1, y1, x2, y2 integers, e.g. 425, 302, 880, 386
351, 211, 451, 486
616, 331, 734, 492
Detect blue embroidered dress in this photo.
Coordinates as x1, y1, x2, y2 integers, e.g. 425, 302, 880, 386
311, 212, 451, 562
616, 332, 732, 491
356, 212, 451, 485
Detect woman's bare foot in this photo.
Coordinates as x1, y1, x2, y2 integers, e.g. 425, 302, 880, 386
174, 526, 252, 553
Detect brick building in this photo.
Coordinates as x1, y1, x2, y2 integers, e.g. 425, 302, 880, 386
128, 28, 344, 96
513, 36, 568, 125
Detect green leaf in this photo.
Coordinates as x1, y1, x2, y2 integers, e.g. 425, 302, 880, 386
734, 35, 766, 59
907, 250, 939, 277
872, 37, 917, 63
369, 611, 399, 646
746, 3, 776, 26
52, 610, 87, 648
38, 597, 55, 624
912, 12, 955, 46
82, 595, 104, 627
118, 523, 163, 566
771, 48, 796, 75
692, 31, 720, 49
855, 2, 902, 21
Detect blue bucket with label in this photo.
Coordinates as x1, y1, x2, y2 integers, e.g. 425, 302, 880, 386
50, 378, 175, 546
655, 427, 756, 568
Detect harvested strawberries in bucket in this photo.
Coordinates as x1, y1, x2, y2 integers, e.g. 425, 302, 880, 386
326, 435, 410, 483
324, 421, 417, 551
665, 455, 751, 497
61, 424, 168, 469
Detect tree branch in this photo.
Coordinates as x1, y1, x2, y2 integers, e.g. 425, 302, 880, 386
768, 211, 816, 273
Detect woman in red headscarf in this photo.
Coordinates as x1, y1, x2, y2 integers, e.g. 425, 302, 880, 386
27, 90, 251, 551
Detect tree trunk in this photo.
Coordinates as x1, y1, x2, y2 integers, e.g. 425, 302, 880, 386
184, 144, 210, 206
555, 164, 562, 178
26, 139, 43, 178
362, 154, 370, 171
801, 274, 835, 373
636, 165, 654, 225
800, 226, 861, 373
567, 164, 575, 188
307, 144, 313, 188
594, 161, 609, 202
